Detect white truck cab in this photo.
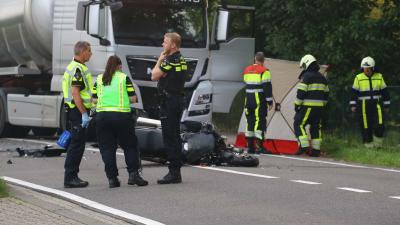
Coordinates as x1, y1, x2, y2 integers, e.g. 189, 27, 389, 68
0, 0, 255, 137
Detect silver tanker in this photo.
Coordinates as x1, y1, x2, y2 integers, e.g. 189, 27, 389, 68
0, 0, 255, 137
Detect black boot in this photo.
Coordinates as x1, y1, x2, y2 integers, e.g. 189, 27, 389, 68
128, 171, 148, 186
64, 177, 89, 188
108, 177, 120, 188
309, 149, 321, 157
256, 139, 272, 154
157, 169, 182, 184
295, 147, 308, 155
246, 137, 255, 154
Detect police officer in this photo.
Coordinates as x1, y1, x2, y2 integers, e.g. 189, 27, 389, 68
243, 52, 273, 154
92, 56, 148, 188
62, 41, 93, 188
151, 32, 187, 184
350, 56, 390, 148
294, 54, 329, 157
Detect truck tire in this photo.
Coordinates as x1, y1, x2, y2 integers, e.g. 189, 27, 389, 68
58, 104, 67, 135
0, 98, 7, 137
32, 127, 57, 136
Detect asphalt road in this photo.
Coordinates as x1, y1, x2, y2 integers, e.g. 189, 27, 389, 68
1, 137, 399, 225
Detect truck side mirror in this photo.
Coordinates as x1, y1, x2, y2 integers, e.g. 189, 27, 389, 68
86, 3, 110, 46
216, 9, 229, 42
87, 4, 101, 36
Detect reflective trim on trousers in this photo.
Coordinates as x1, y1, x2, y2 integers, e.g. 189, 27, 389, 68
311, 138, 322, 150
299, 108, 312, 148
245, 131, 255, 138
299, 136, 310, 148
254, 92, 261, 138
362, 100, 368, 129
377, 104, 383, 125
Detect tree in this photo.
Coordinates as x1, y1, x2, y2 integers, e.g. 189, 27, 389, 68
252, 0, 400, 128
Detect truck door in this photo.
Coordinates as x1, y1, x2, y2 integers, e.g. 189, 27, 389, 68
209, 5, 255, 113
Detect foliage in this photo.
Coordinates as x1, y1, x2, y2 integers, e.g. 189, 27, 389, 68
0, 178, 9, 198
249, 0, 400, 128
210, 0, 400, 130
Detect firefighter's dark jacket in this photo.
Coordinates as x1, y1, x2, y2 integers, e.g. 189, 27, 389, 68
295, 64, 329, 107
350, 72, 390, 108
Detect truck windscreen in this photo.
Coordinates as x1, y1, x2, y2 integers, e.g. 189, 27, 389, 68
112, 2, 207, 48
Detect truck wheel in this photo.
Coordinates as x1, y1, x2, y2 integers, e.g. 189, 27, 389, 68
58, 105, 67, 135
0, 98, 7, 137
32, 127, 57, 137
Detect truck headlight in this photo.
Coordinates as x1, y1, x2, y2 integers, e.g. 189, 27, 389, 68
195, 94, 212, 105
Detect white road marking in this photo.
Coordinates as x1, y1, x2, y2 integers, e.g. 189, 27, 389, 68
389, 196, 400, 200
9, 138, 400, 174
337, 187, 372, 193
2, 176, 165, 225
290, 180, 321, 185
263, 154, 400, 173
192, 166, 279, 179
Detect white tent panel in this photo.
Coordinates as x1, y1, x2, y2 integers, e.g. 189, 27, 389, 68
279, 85, 298, 132
265, 112, 297, 141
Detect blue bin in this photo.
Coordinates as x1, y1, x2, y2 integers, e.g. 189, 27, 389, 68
57, 130, 71, 149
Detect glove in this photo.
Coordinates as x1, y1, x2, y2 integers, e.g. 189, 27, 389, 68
81, 112, 91, 128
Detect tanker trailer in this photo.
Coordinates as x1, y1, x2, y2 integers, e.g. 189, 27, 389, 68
0, 0, 58, 137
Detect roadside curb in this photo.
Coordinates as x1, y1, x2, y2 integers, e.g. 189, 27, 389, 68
2, 177, 164, 225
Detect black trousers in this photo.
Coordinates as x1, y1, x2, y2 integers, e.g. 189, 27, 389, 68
96, 112, 140, 179
357, 100, 385, 143
64, 107, 87, 181
160, 94, 183, 170
294, 107, 323, 149
245, 92, 267, 139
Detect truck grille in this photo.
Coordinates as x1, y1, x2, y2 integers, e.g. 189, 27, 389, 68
126, 56, 197, 82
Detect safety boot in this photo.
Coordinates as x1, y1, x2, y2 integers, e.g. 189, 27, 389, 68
157, 169, 182, 184
256, 139, 273, 154
64, 177, 89, 188
295, 147, 308, 155
128, 171, 148, 186
246, 137, 256, 154
108, 177, 120, 188
308, 149, 320, 157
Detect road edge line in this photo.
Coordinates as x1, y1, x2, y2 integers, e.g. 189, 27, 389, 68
2, 176, 165, 225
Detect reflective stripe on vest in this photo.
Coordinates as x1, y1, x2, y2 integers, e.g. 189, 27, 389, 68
96, 71, 131, 112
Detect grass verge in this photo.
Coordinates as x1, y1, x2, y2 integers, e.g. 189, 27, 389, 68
322, 130, 400, 168
0, 178, 9, 198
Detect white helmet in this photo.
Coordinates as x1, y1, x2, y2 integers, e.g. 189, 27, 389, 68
360, 56, 375, 68
299, 54, 317, 70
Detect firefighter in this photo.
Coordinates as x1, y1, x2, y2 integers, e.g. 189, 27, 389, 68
294, 54, 329, 157
92, 56, 148, 188
350, 56, 390, 148
62, 41, 93, 188
243, 52, 273, 154
151, 32, 187, 184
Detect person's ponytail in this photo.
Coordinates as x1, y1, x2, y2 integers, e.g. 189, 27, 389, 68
103, 55, 122, 85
